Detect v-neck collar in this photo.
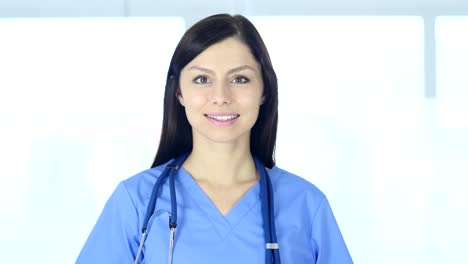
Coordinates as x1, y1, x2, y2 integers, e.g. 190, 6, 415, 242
177, 166, 261, 240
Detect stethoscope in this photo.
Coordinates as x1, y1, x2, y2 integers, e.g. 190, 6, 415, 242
134, 152, 281, 264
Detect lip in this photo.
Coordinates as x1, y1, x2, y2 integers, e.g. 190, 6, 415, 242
204, 112, 240, 117
204, 113, 240, 126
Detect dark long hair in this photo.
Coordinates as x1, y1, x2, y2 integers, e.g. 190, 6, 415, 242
151, 14, 278, 169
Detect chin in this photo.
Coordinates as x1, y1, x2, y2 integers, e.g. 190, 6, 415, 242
207, 135, 243, 144
197, 130, 250, 145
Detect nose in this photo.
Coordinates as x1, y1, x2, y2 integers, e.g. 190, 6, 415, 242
210, 82, 232, 105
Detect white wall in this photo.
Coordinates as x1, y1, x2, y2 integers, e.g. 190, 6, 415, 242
1, 0, 468, 18
0, 7, 467, 264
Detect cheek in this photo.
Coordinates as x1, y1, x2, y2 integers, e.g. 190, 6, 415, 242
183, 91, 207, 110
237, 89, 263, 106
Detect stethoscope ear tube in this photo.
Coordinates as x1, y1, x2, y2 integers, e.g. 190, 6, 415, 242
266, 168, 281, 263
138, 155, 189, 264
136, 165, 173, 264
142, 165, 171, 233
168, 167, 178, 228
134, 230, 147, 264
256, 158, 281, 264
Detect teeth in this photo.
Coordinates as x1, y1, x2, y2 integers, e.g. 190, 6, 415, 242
207, 115, 238, 121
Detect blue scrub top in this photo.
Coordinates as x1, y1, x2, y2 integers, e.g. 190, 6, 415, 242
77, 159, 353, 263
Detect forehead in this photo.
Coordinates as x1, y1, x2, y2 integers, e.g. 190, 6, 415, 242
185, 37, 259, 71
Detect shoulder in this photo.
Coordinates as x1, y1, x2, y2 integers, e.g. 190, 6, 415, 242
122, 162, 166, 191
268, 165, 328, 222
268, 165, 325, 202
117, 159, 173, 210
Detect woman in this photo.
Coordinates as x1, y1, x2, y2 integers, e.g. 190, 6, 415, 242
77, 14, 352, 263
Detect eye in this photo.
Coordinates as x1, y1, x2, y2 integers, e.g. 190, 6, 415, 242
232, 76, 250, 84
193, 75, 210, 84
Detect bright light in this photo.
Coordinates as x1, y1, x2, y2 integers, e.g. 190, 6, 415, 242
0, 17, 185, 264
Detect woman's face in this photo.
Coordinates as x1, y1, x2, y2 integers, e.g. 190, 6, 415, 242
178, 37, 264, 145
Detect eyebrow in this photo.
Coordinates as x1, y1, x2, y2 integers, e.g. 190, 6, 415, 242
188, 65, 258, 75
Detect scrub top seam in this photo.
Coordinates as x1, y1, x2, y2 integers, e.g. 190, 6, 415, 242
268, 166, 282, 186
188, 187, 229, 240
177, 169, 227, 240
177, 167, 264, 242
121, 180, 144, 258
309, 195, 327, 251
215, 193, 261, 241
122, 180, 141, 220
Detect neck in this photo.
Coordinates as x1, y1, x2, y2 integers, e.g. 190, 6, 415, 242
183, 138, 257, 186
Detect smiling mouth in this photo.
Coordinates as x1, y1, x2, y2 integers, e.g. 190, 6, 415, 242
204, 114, 240, 121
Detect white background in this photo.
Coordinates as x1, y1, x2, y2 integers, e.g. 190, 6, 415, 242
0, 16, 467, 263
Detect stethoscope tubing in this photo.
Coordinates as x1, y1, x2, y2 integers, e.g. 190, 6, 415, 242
257, 157, 281, 263
135, 153, 281, 264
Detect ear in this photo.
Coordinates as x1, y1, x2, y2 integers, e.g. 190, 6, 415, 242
260, 96, 266, 105
177, 91, 185, 106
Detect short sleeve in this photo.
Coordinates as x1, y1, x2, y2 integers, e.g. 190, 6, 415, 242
310, 197, 353, 263
76, 182, 141, 264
